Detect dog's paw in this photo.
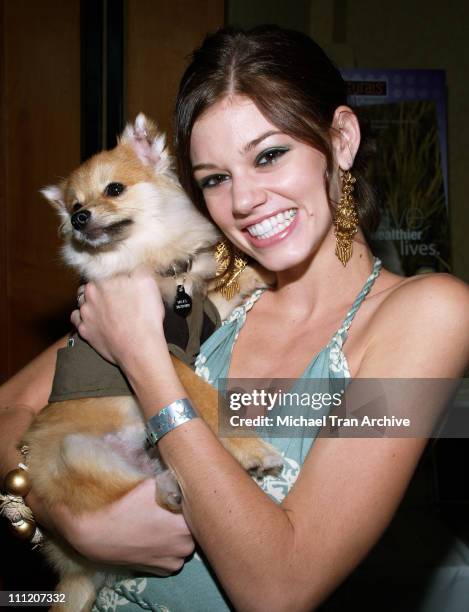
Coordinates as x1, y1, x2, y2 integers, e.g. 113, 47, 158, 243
155, 469, 182, 512
222, 438, 283, 478
247, 443, 284, 479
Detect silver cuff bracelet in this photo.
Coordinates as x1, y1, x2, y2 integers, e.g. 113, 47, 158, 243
146, 398, 198, 445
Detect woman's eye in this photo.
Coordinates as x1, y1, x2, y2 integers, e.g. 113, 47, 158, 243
255, 147, 289, 166
199, 174, 229, 189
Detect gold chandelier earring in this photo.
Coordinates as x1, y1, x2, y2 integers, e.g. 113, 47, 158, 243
334, 170, 359, 266
213, 239, 248, 300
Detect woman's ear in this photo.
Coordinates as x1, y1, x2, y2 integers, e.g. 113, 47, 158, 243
331, 106, 361, 170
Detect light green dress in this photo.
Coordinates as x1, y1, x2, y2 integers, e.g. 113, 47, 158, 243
93, 257, 469, 611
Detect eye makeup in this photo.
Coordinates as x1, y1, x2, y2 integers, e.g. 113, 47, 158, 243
255, 146, 290, 167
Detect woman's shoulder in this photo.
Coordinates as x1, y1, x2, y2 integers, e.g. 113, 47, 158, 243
358, 271, 469, 377
376, 271, 469, 325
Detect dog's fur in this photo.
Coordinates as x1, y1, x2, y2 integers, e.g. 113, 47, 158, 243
22, 115, 281, 611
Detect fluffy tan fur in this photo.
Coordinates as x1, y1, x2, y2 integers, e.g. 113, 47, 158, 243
23, 114, 281, 611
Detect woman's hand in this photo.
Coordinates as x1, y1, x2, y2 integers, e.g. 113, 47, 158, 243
37, 479, 195, 576
71, 267, 166, 366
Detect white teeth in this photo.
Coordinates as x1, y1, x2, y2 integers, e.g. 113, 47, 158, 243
276, 212, 285, 223
246, 209, 297, 239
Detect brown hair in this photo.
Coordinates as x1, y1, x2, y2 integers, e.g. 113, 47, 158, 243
175, 25, 379, 235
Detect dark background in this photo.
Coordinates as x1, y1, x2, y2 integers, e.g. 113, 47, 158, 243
1, 0, 468, 609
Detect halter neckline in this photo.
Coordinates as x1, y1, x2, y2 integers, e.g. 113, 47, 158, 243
196, 257, 383, 383
226, 257, 382, 335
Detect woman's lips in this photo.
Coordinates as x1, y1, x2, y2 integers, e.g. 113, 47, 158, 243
243, 210, 299, 248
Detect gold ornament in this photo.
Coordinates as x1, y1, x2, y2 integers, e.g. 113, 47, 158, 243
334, 170, 359, 266
213, 240, 248, 300
1, 448, 43, 548
10, 518, 37, 540
4, 467, 31, 497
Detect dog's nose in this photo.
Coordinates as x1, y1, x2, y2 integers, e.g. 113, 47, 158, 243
71, 209, 91, 230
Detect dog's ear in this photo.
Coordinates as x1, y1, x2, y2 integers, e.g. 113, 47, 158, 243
120, 113, 172, 174
40, 183, 66, 211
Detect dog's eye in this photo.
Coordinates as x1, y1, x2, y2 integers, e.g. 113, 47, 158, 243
104, 182, 126, 197
72, 202, 81, 212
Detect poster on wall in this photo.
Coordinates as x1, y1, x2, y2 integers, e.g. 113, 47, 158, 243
341, 69, 449, 276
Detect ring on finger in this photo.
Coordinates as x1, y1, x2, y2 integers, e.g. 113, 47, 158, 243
77, 292, 85, 308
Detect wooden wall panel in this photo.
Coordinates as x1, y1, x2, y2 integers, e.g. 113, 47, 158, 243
0, 1, 7, 381
126, 0, 225, 142
0, 0, 225, 384
0, 0, 81, 381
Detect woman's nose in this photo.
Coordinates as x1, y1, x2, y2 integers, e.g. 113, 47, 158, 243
231, 177, 267, 216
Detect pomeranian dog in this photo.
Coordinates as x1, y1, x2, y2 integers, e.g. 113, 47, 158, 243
21, 114, 281, 611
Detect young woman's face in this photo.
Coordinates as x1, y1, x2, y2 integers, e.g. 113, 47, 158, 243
190, 95, 335, 272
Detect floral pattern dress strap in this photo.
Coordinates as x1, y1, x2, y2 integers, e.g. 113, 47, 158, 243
324, 257, 381, 376
328, 257, 382, 356
194, 288, 265, 385
223, 288, 265, 325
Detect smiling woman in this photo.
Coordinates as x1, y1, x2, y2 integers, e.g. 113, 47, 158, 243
190, 97, 340, 273
75, 26, 468, 611
1, 24, 469, 612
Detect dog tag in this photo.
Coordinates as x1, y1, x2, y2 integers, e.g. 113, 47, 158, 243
173, 285, 192, 318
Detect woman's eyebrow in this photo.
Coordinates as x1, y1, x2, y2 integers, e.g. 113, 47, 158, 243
192, 130, 283, 173
244, 130, 282, 152
192, 162, 217, 173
